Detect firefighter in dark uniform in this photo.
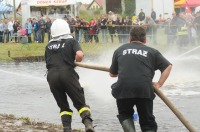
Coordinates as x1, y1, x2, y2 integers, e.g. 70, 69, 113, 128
45, 19, 95, 132
109, 26, 172, 132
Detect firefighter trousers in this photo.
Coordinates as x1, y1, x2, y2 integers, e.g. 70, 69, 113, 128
47, 67, 89, 113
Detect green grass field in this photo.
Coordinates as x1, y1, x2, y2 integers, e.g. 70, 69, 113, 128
0, 29, 170, 62
0, 42, 120, 61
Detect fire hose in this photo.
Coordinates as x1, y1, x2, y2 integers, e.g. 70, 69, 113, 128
75, 62, 196, 132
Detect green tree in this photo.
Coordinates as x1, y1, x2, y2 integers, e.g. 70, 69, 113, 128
124, 0, 136, 17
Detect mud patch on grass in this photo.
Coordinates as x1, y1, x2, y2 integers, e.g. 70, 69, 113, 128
12, 56, 45, 62
0, 114, 82, 132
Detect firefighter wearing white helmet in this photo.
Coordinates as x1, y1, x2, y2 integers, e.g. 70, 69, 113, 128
50, 18, 71, 38
45, 19, 95, 132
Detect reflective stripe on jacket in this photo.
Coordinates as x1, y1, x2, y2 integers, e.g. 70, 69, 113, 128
177, 24, 188, 35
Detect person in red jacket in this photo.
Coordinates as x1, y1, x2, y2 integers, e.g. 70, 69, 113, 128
88, 19, 96, 43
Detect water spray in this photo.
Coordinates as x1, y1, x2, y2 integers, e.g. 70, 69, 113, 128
75, 62, 196, 132
176, 45, 200, 58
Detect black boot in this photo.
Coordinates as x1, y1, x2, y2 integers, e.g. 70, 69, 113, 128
121, 118, 136, 132
117, 114, 136, 132
80, 109, 95, 132
63, 127, 71, 132
83, 117, 95, 132
61, 114, 72, 132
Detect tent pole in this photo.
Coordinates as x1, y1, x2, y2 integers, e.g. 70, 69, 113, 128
3, 13, 5, 19
13, 0, 16, 21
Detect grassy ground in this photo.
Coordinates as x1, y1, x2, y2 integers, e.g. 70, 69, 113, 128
0, 43, 46, 61
0, 42, 120, 61
0, 114, 83, 132
0, 29, 168, 62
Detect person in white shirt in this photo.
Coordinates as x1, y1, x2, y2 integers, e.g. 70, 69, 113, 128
8, 18, 14, 42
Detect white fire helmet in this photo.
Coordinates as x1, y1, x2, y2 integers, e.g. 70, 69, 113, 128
51, 18, 70, 38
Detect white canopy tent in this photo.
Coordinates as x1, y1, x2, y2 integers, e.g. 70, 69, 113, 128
0, 1, 13, 19
195, 6, 200, 14
0, 2, 13, 13
21, 0, 76, 25
27, 0, 75, 6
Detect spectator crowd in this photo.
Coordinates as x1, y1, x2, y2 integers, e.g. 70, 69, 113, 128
0, 8, 200, 48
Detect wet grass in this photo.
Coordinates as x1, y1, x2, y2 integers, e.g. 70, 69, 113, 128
1, 113, 62, 126
0, 113, 83, 132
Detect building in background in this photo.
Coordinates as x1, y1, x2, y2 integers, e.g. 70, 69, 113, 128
106, 0, 122, 14
104, 0, 174, 19
21, 0, 76, 25
0, 0, 13, 19
135, 0, 174, 19
87, 0, 103, 10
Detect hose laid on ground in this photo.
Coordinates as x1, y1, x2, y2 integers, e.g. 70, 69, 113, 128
75, 62, 196, 132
